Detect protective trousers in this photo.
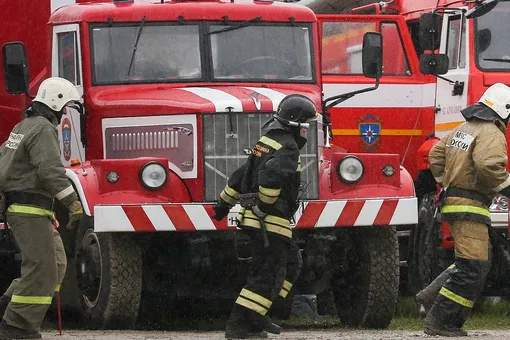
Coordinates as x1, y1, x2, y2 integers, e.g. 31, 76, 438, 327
3, 213, 58, 332
2, 229, 66, 312
277, 241, 302, 300
226, 230, 294, 336
425, 220, 492, 335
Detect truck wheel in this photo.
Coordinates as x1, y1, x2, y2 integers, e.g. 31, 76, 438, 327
75, 217, 142, 329
332, 226, 399, 329
408, 193, 444, 294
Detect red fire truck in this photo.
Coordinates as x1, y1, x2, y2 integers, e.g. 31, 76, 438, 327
303, 0, 510, 295
0, 0, 417, 329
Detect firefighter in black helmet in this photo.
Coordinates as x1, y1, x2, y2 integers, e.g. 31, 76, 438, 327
211, 94, 316, 339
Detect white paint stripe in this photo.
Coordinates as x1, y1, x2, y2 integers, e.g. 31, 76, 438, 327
181, 87, 243, 112
183, 205, 217, 230
323, 83, 436, 108
291, 202, 308, 227
94, 206, 134, 232
490, 212, 508, 227
316, 201, 346, 228
65, 169, 91, 216
51, 0, 76, 13
354, 200, 383, 226
244, 87, 287, 111
389, 198, 418, 225
142, 205, 176, 231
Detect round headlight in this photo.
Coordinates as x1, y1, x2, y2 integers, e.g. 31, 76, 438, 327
383, 165, 395, 177
140, 162, 167, 190
337, 156, 364, 183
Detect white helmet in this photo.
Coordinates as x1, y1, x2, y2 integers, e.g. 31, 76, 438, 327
33, 77, 80, 112
479, 83, 510, 120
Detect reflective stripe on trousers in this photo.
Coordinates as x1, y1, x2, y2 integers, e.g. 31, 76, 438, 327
235, 288, 273, 316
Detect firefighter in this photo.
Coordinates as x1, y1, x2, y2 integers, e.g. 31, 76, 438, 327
211, 94, 315, 339
424, 83, 510, 337
0, 77, 84, 339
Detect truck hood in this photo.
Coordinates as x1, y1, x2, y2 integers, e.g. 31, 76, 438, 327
86, 84, 323, 117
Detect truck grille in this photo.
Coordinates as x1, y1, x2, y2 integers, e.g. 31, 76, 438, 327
104, 123, 195, 176
203, 113, 319, 201
110, 131, 181, 151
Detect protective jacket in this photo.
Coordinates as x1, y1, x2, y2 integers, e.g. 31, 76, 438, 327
218, 128, 305, 240
0, 103, 78, 216
429, 118, 510, 225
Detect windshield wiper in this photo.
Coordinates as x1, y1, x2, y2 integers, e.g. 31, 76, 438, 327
208, 16, 261, 35
127, 16, 147, 76
483, 57, 510, 63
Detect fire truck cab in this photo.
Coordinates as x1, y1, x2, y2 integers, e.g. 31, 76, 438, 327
1, 0, 417, 329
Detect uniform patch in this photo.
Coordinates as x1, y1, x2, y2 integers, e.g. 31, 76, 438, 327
5, 132, 24, 149
450, 131, 474, 152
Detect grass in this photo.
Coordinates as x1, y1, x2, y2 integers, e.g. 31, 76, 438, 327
281, 297, 510, 331
43, 296, 510, 332
391, 296, 510, 331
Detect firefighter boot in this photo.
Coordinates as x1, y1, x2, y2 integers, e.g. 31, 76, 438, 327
415, 265, 454, 315
225, 305, 268, 339
424, 257, 488, 337
0, 319, 42, 339
261, 315, 281, 334
424, 299, 469, 337
0, 296, 9, 317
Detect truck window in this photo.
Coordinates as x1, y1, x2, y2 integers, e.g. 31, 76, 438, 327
58, 31, 81, 86
407, 20, 423, 57
446, 15, 466, 69
380, 22, 411, 75
90, 24, 201, 85
475, 1, 510, 71
322, 21, 410, 76
209, 24, 313, 82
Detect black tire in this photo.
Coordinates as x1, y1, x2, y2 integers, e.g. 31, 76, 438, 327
407, 193, 444, 294
75, 216, 142, 329
332, 226, 399, 329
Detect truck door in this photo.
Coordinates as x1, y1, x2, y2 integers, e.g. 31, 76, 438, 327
52, 24, 85, 166
434, 12, 469, 138
317, 14, 435, 180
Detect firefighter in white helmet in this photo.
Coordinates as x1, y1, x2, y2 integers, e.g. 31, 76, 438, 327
0, 77, 83, 339
422, 83, 510, 336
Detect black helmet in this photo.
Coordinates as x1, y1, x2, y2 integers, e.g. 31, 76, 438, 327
274, 94, 317, 128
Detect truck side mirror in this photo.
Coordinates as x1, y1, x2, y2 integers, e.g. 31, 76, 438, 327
420, 53, 449, 75
419, 13, 441, 51
2, 42, 29, 95
362, 32, 382, 79
466, 0, 499, 19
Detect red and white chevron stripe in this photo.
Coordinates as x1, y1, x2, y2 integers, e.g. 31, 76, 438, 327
94, 198, 418, 232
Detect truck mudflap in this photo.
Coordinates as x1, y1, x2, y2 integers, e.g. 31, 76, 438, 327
93, 197, 417, 232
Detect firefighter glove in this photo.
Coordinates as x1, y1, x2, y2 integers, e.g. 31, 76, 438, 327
212, 201, 231, 221
66, 200, 83, 230
252, 205, 267, 219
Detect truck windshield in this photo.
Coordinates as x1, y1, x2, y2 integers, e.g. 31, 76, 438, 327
209, 23, 314, 82
475, 1, 510, 71
90, 22, 314, 85
91, 24, 202, 85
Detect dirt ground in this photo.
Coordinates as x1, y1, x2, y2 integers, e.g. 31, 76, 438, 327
40, 329, 510, 339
